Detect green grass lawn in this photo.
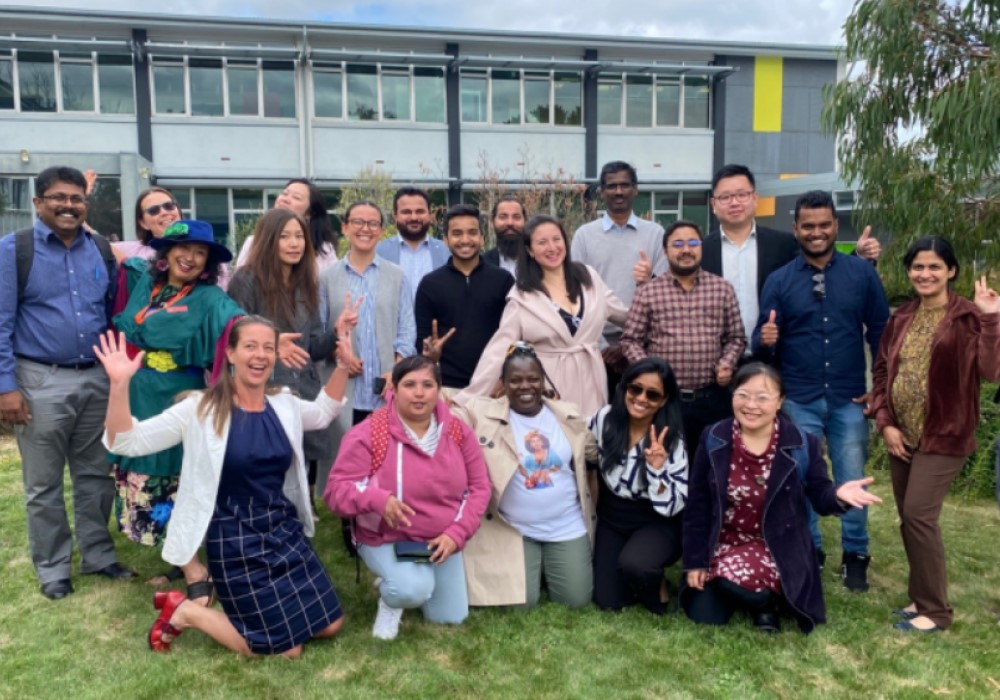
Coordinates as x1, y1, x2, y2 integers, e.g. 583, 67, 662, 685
3, 439, 1000, 700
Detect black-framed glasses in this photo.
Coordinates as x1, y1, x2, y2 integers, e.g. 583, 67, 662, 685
812, 272, 826, 300
41, 193, 87, 206
143, 201, 179, 217
626, 383, 665, 403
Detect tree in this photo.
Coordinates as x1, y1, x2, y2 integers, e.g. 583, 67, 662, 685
823, 0, 1000, 301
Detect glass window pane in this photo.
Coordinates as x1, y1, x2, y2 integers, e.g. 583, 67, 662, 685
346, 64, 378, 121
85, 177, 123, 239
460, 72, 487, 123
524, 76, 549, 124
60, 61, 94, 111
655, 77, 680, 127
632, 192, 652, 218
0, 59, 15, 110
0, 177, 32, 210
682, 191, 710, 230
228, 62, 258, 116
553, 72, 581, 126
231, 188, 264, 210
18, 51, 56, 112
597, 78, 621, 126
262, 61, 295, 118
190, 58, 223, 117
172, 188, 192, 215
382, 70, 410, 121
655, 191, 680, 210
655, 212, 678, 228
414, 67, 444, 123
684, 76, 710, 128
313, 69, 342, 118
491, 70, 520, 125
625, 75, 653, 128
98, 55, 134, 114
153, 61, 185, 114
194, 189, 230, 245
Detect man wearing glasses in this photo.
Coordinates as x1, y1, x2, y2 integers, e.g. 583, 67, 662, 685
620, 220, 745, 454
752, 190, 889, 592
571, 161, 668, 395
0, 166, 134, 600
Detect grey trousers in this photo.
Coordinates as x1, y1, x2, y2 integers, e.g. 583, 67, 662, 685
15, 359, 116, 584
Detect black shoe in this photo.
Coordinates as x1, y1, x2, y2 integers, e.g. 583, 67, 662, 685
816, 548, 826, 572
841, 553, 871, 592
752, 610, 781, 633
90, 563, 138, 580
891, 607, 918, 620
40, 579, 74, 600
893, 619, 942, 633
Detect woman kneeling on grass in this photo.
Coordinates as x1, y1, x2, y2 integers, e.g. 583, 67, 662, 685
681, 363, 881, 634
99, 315, 354, 657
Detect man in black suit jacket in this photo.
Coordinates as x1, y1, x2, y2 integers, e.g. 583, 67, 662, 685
482, 193, 526, 278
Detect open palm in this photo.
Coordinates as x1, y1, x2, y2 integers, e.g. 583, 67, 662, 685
93, 330, 143, 384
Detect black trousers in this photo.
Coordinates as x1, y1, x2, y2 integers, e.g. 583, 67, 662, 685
593, 513, 682, 614
679, 385, 733, 456
683, 578, 776, 626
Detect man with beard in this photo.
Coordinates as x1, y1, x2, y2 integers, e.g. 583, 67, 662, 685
620, 220, 744, 453
415, 204, 514, 388
752, 190, 889, 592
0, 166, 135, 600
572, 161, 668, 395
376, 186, 450, 300
483, 194, 526, 279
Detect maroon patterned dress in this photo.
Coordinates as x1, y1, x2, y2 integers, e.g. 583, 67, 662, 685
707, 420, 782, 594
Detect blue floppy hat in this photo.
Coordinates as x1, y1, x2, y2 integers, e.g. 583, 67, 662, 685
149, 219, 233, 263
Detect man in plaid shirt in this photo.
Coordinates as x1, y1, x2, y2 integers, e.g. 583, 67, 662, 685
620, 220, 745, 453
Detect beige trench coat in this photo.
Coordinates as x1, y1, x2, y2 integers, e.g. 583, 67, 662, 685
454, 396, 599, 606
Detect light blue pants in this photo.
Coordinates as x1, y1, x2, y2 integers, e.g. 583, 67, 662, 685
783, 398, 869, 556
359, 542, 469, 624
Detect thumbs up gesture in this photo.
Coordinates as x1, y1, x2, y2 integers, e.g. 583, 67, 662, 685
856, 225, 881, 261
760, 309, 779, 347
633, 249, 653, 285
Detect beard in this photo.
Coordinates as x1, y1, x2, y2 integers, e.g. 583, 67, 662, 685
398, 222, 431, 242
496, 232, 522, 260
668, 257, 700, 278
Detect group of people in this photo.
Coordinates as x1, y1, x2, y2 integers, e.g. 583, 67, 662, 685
2, 160, 998, 658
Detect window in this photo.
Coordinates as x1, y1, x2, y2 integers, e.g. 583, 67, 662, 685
189, 58, 223, 116
153, 56, 295, 118
460, 70, 487, 123
0, 51, 15, 110
153, 59, 185, 114
649, 191, 710, 231
0, 177, 32, 211
381, 67, 410, 120
684, 77, 710, 128
227, 60, 258, 116
18, 51, 56, 112
599, 72, 711, 129
597, 77, 622, 125
461, 68, 584, 127
655, 77, 680, 127
491, 70, 520, 125
346, 64, 377, 121
314, 63, 445, 124
414, 67, 445, 123
313, 66, 343, 118
553, 73, 581, 126
523, 72, 550, 124
625, 75, 653, 128
261, 61, 295, 118
194, 189, 230, 244
59, 53, 95, 112
98, 55, 134, 114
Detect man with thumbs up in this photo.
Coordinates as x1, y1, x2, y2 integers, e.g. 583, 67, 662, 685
752, 190, 889, 592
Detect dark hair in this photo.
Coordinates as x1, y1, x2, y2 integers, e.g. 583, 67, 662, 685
392, 186, 431, 213
150, 243, 222, 287
343, 200, 385, 226
903, 235, 960, 280
391, 355, 442, 387
490, 193, 527, 221
443, 204, 482, 235
731, 362, 785, 398
35, 166, 87, 197
663, 219, 703, 247
134, 187, 177, 244
599, 161, 637, 188
524, 432, 551, 451
711, 164, 756, 193
517, 215, 592, 300
794, 190, 837, 221
244, 208, 319, 327
282, 178, 337, 253
600, 358, 683, 475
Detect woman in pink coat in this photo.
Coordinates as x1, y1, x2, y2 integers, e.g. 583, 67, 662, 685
456, 215, 627, 416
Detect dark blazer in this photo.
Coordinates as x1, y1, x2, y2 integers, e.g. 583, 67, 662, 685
681, 416, 848, 633
482, 248, 501, 267
701, 226, 800, 296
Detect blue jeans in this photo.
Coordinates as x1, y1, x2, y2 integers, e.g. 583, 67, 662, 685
359, 543, 469, 624
782, 398, 869, 556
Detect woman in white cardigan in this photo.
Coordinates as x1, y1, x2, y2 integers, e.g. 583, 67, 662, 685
99, 311, 355, 658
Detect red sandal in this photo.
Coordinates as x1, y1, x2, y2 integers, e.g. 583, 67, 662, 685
148, 590, 187, 652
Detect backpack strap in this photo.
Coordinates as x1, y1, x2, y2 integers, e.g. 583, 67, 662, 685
11, 227, 116, 305
368, 404, 465, 475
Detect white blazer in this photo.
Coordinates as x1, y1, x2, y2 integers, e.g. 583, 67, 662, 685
104, 389, 343, 566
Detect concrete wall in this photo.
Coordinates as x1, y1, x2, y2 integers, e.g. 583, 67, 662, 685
312, 122, 449, 181
598, 130, 715, 184
151, 120, 302, 179
461, 127, 586, 182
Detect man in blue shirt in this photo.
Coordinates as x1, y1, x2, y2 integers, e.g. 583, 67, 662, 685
375, 186, 449, 300
752, 190, 889, 592
0, 166, 134, 600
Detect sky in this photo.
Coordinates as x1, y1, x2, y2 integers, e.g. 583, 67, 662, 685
7, 0, 858, 46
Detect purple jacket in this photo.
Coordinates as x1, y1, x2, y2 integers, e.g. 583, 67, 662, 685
681, 416, 848, 633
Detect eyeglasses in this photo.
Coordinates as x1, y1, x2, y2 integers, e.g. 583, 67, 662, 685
143, 201, 179, 217
668, 239, 702, 249
41, 193, 87, 206
506, 340, 536, 357
812, 272, 826, 300
626, 383, 665, 403
712, 191, 755, 205
733, 391, 778, 405
347, 218, 383, 230
601, 182, 635, 192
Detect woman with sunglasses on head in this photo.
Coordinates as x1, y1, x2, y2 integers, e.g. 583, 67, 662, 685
870, 236, 1000, 633
453, 342, 597, 609
589, 358, 687, 614
455, 215, 627, 417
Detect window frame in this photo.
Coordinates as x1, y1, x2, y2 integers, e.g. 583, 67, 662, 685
598, 71, 713, 129
459, 67, 583, 127
311, 61, 446, 124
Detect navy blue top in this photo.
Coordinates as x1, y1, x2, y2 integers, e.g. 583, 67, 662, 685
751, 251, 889, 406
0, 221, 114, 392
218, 403, 293, 502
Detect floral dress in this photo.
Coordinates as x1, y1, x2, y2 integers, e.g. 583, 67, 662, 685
708, 420, 782, 594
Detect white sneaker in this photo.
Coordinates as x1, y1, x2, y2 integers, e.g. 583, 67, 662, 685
372, 597, 404, 641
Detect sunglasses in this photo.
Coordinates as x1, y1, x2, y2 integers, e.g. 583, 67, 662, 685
144, 201, 180, 217
626, 383, 665, 403
506, 340, 536, 357
812, 271, 826, 300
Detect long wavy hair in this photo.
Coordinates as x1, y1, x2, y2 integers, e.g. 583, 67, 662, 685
516, 215, 592, 301
243, 208, 319, 328
600, 358, 683, 476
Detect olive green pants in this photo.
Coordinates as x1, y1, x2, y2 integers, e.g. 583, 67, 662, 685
522, 534, 592, 609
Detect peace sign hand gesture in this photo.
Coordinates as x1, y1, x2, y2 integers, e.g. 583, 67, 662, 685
336, 292, 363, 339
422, 319, 457, 363
643, 424, 671, 471
974, 275, 1000, 315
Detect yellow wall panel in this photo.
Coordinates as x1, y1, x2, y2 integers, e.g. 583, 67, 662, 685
753, 56, 783, 133
755, 196, 776, 217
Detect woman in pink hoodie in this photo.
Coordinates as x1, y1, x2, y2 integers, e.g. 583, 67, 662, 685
325, 355, 490, 641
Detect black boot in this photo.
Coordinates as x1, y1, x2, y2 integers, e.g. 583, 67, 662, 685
841, 552, 871, 592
